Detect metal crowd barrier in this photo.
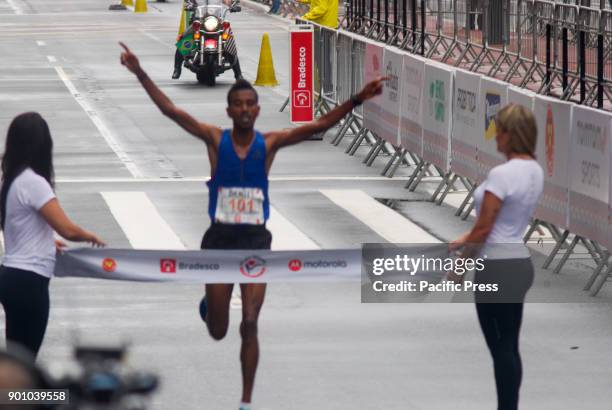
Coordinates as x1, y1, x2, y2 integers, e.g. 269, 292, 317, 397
255, 2, 612, 295
343, 0, 612, 111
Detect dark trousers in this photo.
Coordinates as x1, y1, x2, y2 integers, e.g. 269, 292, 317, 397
201, 223, 272, 250
475, 258, 534, 410
0, 266, 50, 358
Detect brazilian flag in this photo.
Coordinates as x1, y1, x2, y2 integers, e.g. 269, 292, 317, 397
176, 31, 196, 57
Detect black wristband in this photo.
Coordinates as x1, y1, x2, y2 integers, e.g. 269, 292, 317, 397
350, 95, 363, 107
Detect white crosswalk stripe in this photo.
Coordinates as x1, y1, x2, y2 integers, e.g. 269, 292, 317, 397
101, 192, 185, 250
320, 189, 440, 244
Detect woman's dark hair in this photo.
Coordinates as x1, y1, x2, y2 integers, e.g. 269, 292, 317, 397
0, 112, 55, 228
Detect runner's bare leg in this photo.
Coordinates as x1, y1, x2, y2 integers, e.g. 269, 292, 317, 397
205, 283, 234, 340
239, 283, 266, 403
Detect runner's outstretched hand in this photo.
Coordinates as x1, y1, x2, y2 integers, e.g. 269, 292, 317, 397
355, 76, 388, 102
119, 42, 142, 75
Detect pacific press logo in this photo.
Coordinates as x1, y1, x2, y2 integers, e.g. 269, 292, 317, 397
240, 256, 267, 278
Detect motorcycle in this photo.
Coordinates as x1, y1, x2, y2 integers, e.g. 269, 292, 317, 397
177, 0, 242, 86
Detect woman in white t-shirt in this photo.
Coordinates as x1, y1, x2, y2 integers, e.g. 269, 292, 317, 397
450, 104, 544, 410
0, 112, 105, 359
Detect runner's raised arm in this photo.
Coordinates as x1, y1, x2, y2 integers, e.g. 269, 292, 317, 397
119, 42, 220, 146
267, 76, 387, 151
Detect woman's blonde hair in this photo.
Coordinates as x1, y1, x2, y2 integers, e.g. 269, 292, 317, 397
495, 104, 537, 157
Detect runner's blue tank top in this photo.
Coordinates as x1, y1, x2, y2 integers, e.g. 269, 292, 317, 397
207, 129, 270, 223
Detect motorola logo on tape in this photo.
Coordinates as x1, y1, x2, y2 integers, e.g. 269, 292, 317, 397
287, 259, 348, 272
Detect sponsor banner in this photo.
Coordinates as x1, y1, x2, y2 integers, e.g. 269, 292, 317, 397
363, 41, 384, 136
55, 248, 361, 283
289, 25, 314, 124
451, 69, 481, 180
477, 77, 508, 182
399, 53, 425, 157
507, 86, 535, 110
422, 62, 454, 172
569, 105, 612, 242
609, 137, 612, 250
375, 46, 403, 145
533, 96, 571, 228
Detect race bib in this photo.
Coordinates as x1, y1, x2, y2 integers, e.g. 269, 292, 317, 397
215, 187, 265, 225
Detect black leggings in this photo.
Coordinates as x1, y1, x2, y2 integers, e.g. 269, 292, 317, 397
475, 258, 534, 410
0, 266, 50, 358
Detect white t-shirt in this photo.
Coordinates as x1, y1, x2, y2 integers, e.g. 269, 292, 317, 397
474, 159, 544, 259
1, 168, 56, 278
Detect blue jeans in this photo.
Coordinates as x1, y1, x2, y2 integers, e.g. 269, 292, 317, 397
269, 0, 280, 13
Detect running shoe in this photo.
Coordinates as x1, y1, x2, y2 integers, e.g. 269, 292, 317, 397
199, 295, 208, 322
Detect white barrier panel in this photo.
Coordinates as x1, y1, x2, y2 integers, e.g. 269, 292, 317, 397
363, 41, 384, 137
375, 46, 403, 145
609, 143, 612, 250
55, 248, 362, 283
507, 86, 535, 111
451, 69, 481, 181
569, 105, 612, 245
533, 95, 571, 229
477, 77, 508, 182
399, 53, 425, 157
423, 63, 454, 173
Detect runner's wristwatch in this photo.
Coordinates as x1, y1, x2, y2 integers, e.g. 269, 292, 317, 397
350, 95, 363, 107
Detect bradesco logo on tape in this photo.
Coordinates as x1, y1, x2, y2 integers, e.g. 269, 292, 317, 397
288, 259, 348, 272
290, 27, 313, 123
159, 258, 220, 274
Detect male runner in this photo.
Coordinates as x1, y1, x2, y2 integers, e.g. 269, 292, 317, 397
119, 42, 385, 410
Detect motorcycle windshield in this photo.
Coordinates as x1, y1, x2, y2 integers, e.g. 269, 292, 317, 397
195, 0, 227, 19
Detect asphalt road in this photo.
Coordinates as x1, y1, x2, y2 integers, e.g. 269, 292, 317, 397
0, 1, 611, 409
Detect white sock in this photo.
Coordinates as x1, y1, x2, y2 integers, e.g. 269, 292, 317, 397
239, 402, 251, 410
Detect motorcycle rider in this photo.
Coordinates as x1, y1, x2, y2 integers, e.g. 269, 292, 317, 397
173, 0, 243, 81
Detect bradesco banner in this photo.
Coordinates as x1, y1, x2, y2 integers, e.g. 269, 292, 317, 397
422, 63, 453, 173
399, 53, 425, 157
289, 24, 314, 124
363, 41, 384, 136
477, 77, 508, 182
451, 69, 481, 181
375, 46, 403, 146
533, 95, 571, 229
569, 105, 611, 245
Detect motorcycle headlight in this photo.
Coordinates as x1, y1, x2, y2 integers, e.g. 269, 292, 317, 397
204, 16, 219, 32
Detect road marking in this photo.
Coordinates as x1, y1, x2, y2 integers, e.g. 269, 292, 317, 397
101, 192, 185, 250
55, 175, 423, 183
269, 206, 319, 250
6, 0, 23, 14
36, 40, 46, 46
139, 29, 174, 49
46, 55, 56, 63
320, 189, 440, 243
53, 66, 142, 178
